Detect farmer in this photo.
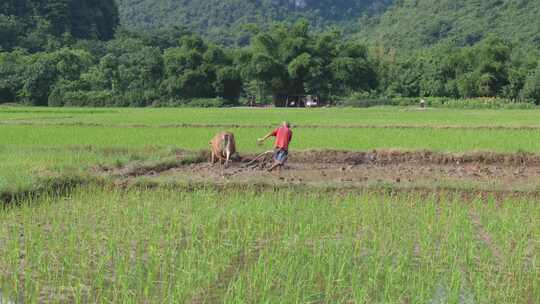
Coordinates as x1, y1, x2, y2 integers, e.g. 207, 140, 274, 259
258, 121, 293, 172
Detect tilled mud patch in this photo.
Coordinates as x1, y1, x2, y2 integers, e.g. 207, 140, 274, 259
6, 149, 533, 207
161, 160, 537, 192
103, 150, 540, 193
283, 150, 540, 166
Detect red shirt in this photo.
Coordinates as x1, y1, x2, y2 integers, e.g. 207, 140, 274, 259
271, 126, 293, 150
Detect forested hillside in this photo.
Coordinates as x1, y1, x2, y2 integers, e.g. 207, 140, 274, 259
116, 0, 392, 45
0, 0, 539, 107
358, 0, 540, 52
0, 0, 119, 52
117, 0, 540, 51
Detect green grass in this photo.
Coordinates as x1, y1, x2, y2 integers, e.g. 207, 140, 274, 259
1, 106, 539, 303
3, 107, 540, 127
0, 188, 538, 303
2, 124, 540, 153
0, 145, 170, 194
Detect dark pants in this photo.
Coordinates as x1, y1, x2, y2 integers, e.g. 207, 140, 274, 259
274, 148, 288, 163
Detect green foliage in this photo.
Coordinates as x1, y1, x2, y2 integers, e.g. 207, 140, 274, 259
377, 36, 540, 102
0, 14, 21, 51
184, 98, 226, 108
358, 0, 540, 52
2, 187, 539, 302
0, 0, 119, 52
214, 67, 242, 102
521, 65, 540, 104
0, 50, 28, 102
1, 0, 539, 108
18, 48, 93, 106
338, 98, 396, 108
337, 96, 537, 109
159, 36, 240, 103
436, 99, 536, 110
116, 0, 392, 45
241, 21, 377, 105
115, 0, 540, 55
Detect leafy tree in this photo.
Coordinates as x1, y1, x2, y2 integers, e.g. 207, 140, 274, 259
214, 67, 242, 102
358, 0, 540, 53
243, 20, 378, 104
521, 65, 540, 104
18, 48, 93, 105
1, 0, 119, 52
159, 33, 241, 102
0, 50, 28, 102
116, 0, 392, 45
0, 15, 21, 51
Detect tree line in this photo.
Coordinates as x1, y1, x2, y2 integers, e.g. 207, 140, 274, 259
0, 19, 539, 106
377, 37, 540, 102
0, 21, 380, 107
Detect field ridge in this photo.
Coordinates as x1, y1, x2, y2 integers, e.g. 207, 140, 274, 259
6, 120, 540, 131
6, 176, 540, 208
5, 148, 540, 207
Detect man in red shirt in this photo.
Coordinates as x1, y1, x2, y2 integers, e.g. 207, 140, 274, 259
258, 121, 293, 172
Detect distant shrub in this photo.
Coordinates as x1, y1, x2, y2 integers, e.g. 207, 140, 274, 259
337, 96, 420, 108
428, 97, 536, 109
336, 92, 392, 107
49, 90, 113, 107
391, 98, 421, 107
185, 98, 226, 108
335, 95, 537, 109
149, 98, 228, 108
338, 99, 395, 107
49, 90, 162, 107
121, 90, 160, 107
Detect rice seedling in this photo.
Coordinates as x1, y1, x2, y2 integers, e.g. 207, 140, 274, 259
0, 188, 537, 303
1, 107, 538, 303
3, 124, 540, 153
3, 107, 540, 127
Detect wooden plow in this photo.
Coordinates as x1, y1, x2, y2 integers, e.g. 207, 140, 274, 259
245, 150, 274, 169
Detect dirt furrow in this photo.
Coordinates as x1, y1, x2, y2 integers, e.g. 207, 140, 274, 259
469, 209, 504, 268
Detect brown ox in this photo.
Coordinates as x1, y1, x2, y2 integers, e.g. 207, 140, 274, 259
209, 131, 236, 168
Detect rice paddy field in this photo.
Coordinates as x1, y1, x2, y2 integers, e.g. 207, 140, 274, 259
0, 106, 539, 303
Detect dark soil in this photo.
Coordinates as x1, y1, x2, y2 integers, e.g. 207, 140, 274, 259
6, 150, 540, 206
121, 150, 540, 192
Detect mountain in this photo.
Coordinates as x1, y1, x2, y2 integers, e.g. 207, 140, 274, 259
0, 0, 119, 51
357, 0, 540, 51
116, 0, 393, 45
117, 0, 540, 51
